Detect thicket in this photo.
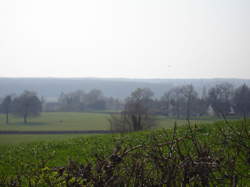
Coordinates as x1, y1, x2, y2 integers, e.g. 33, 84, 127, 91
0, 120, 249, 186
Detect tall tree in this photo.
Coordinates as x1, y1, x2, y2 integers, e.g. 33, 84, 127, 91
109, 88, 155, 132
58, 89, 107, 111
208, 83, 233, 117
1, 95, 12, 124
85, 89, 106, 110
159, 92, 171, 116
195, 98, 209, 116
167, 87, 186, 118
233, 84, 250, 119
12, 91, 42, 124
180, 85, 199, 120
161, 85, 208, 118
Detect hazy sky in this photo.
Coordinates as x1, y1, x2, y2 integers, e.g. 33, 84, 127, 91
0, 0, 250, 79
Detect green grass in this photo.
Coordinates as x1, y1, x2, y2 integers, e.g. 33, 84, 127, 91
0, 134, 95, 145
0, 120, 222, 173
0, 112, 215, 132
0, 120, 249, 185
156, 116, 214, 128
0, 112, 110, 145
0, 112, 110, 131
0, 112, 217, 145
0, 133, 118, 175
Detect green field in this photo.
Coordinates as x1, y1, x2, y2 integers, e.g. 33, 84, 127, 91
0, 112, 215, 145
0, 112, 215, 132
0, 134, 97, 145
0, 112, 110, 131
0, 119, 249, 186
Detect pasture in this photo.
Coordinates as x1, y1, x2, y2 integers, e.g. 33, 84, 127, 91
0, 112, 214, 145
0, 112, 110, 131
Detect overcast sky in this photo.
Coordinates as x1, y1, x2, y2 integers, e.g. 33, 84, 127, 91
0, 0, 249, 79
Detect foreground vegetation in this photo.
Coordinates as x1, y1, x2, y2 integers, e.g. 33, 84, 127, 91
0, 134, 95, 145
0, 119, 249, 186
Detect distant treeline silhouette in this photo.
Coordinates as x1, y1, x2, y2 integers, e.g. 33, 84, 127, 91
1, 83, 250, 125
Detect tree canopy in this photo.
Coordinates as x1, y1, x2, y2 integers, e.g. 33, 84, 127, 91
12, 91, 42, 124
1, 95, 12, 124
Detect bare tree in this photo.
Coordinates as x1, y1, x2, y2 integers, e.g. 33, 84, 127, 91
167, 87, 186, 119
208, 83, 234, 118
109, 88, 155, 132
180, 85, 198, 121
233, 84, 250, 120
159, 92, 171, 116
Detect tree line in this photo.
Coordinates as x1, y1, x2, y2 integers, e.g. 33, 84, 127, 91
110, 83, 250, 132
0, 91, 42, 124
56, 89, 123, 112
1, 83, 250, 126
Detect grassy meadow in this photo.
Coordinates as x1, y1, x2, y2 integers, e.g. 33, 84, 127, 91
0, 112, 110, 131
0, 112, 215, 145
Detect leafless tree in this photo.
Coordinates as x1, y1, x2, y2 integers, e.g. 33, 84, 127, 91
109, 88, 156, 132
233, 84, 250, 120
208, 83, 234, 118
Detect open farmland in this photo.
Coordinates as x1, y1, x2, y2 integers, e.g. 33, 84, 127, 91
0, 112, 110, 131
0, 120, 249, 186
0, 134, 96, 145
0, 112, 214, 132
0, 112, 214, 145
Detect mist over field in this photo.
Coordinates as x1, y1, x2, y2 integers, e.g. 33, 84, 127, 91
0, 78, 249, 100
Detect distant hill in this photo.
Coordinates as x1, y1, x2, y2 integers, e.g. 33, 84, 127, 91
0, 78, 249, 100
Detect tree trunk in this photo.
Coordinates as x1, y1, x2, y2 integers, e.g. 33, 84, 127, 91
6, 112, 9, 124
243, 111, 246, 122
186, 99, 190, 121
177, 105, 180, 119
132, 115, 140, 131
131, 115, 137, 131
24, 113, 28, 124
138, 115, 141, 130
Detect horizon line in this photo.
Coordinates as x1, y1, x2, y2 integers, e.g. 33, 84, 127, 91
0, 76, 250, 80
